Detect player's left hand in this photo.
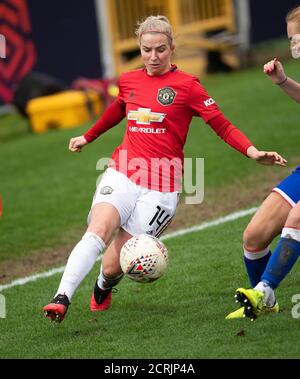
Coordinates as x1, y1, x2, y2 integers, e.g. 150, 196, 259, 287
252, 151, 287, 166
246, 146, 287, 166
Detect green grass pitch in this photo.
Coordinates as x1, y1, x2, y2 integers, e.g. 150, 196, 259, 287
1, 58, 300, 359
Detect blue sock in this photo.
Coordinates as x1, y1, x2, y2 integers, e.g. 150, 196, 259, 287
244, 251, 271, 287
261, 237, 300, 289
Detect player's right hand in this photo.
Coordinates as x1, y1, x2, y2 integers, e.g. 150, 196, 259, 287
263, 58, 286, 84
69, 136, 88, 152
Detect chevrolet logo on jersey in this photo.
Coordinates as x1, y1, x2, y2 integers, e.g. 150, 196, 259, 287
128, 108, 166, 125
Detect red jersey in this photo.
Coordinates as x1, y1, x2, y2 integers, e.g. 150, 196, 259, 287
84, 65, 252, 192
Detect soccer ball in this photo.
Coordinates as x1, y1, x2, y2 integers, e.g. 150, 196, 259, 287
120, 234, 169, 283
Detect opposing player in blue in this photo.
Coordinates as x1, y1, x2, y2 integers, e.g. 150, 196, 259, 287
226, 5, 300, 320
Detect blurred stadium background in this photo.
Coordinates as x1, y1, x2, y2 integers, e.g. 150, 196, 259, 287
1, 0, 300, 113
1, 0, 300, 359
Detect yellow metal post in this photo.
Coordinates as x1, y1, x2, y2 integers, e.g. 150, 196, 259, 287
107, 0, 237, 77
166, 0, 181, 32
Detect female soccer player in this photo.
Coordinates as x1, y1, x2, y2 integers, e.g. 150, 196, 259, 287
226, 6, 300, 321
43, 15, 286, 322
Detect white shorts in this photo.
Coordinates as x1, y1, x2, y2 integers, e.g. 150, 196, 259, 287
90, 168, 179, 236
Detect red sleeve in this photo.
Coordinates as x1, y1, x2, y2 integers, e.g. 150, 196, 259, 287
188, 78, 220, 122
208, 113, 253, 156
83, 98, 126, 142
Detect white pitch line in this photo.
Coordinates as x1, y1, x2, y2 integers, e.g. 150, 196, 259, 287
0, 207, 257, 292
160, 207, 257, 241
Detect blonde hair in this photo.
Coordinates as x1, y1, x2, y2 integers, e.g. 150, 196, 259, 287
286, 5, 300, 23
135, 15, 174, 47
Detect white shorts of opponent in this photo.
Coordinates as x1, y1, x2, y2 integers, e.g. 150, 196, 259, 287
88, 168, 179, 237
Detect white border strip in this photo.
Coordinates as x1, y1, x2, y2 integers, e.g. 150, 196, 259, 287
94, 0, 115, 78
272, 188, 295, 207
0, 207, 257, 292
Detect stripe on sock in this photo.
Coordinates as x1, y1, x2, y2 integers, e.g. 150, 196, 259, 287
97, 266, 123, 290
282, 227, 300, 243
244, 246, 270, 260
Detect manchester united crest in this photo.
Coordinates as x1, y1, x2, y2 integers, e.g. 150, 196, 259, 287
100, 186, 114, 195
157, 87, 176, 106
